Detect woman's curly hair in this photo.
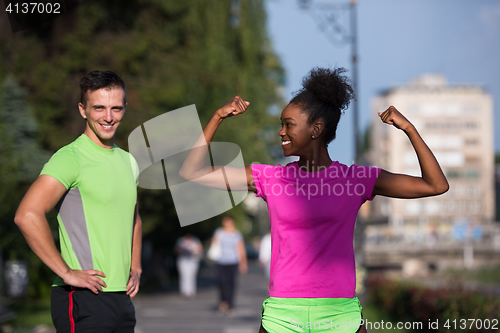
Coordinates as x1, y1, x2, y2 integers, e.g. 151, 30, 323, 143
290, 67, 354, 145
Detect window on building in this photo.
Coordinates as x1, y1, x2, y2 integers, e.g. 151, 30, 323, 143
426, 122, 439, 129
446, 104, 461, 115
466, 202, 481, 213
465, 185, 480, 196
446, 171, 460, 178
465, 156, 481, 163
465, 138, 479, 145
425, 201, 440, 215
465, 122, 478, 129
407, 105, 419, 113
465, 170, 480, 178
447, 201, 459, 213
406, 201, 422, 215
464, 105, 479, 114
448, 185, 460, 196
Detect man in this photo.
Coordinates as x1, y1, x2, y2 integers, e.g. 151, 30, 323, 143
15, 71, 142, 332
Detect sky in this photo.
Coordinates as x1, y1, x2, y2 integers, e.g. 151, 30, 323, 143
265, 0, 500, 165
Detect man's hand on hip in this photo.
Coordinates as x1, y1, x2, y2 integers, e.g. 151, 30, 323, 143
62, 269, 107, 294
126, 269, 141, 297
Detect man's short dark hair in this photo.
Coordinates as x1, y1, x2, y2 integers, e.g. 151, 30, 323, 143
79, 71, 127, 106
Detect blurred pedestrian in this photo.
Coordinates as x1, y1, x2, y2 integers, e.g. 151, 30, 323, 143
175, 233, 203, 298
259, 232, 271, 279
211, 215, 247, 316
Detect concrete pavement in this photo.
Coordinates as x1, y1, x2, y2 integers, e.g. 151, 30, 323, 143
134, 262, 269, 333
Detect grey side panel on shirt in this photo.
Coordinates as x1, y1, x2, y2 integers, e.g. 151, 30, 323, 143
56, 188, 93, 270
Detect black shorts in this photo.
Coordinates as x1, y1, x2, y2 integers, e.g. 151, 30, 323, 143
51, 286, 136, 333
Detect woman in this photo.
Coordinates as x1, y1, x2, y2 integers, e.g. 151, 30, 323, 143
180, 67, 448, 332
211, 215, 248, 316
175, 233, 203, 298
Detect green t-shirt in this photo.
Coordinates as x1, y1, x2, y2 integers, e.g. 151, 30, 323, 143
40, 134, 139, 291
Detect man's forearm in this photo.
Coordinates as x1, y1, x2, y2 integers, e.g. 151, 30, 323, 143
130, 212, 142, 275
15, 213, 71, 278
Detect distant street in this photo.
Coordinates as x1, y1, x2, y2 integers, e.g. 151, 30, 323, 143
134, 261, 269, 333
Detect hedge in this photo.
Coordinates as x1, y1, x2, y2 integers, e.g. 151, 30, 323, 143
367, 275, 500, 332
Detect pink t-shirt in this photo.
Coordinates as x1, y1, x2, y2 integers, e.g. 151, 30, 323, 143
252, 161, 380, 298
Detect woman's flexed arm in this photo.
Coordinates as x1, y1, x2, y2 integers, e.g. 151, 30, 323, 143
179, 96, 256, 192
372, 106, 449, 198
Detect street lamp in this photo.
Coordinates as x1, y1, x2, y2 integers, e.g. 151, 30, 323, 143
297, 1, 367, 300
298, 0, 360, 163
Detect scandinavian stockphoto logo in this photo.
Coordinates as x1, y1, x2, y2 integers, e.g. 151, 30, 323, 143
128, 105, 248, 227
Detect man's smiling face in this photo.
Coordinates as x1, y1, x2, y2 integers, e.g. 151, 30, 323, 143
78, 87, 126, 149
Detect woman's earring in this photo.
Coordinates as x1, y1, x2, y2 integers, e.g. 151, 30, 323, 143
312, 135, 316, 139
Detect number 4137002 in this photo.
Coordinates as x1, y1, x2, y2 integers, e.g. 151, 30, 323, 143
5, 2, 61, 14
444, 319, 498, 330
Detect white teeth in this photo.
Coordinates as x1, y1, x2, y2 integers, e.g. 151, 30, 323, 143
102, 124, 113, 129
282, 141, 291, 146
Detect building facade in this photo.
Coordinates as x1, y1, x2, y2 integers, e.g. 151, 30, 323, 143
369, 74, 495, 226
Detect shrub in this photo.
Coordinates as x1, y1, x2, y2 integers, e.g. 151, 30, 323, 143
367, 275, 500, 332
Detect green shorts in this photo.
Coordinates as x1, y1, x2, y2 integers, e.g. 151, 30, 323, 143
261, 297, 363, 333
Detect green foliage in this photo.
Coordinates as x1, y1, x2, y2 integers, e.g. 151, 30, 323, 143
1, 0, 284, 159
4, 298, 53, 327
0, 76, 50, 216
362, 304, 411, 332
367, 275, 500, 332
443, 264, 500, 285
0, 76, 54, 298
0, 0, 284, 298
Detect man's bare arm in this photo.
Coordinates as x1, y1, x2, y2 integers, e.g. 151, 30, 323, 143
127, 202, 142, 297
14, 175, 107, 294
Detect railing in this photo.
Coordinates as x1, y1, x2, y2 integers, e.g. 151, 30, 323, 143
364, 223, 500, 251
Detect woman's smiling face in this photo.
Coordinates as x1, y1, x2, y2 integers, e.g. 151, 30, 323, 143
279, 103, 314, 157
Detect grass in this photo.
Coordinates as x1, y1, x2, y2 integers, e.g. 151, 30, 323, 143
1, 298, 53, 331
442, 264, 500, 285
362, 303, 411, 333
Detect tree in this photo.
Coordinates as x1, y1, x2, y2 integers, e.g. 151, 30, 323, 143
0, 0, 285, 294
0, 75, 52, 298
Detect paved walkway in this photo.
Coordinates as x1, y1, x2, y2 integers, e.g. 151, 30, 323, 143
2, 262, 268, 333
134, 262, 269, 333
